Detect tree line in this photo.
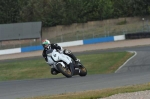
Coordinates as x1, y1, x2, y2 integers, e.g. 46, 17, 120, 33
0, 0, 150, 27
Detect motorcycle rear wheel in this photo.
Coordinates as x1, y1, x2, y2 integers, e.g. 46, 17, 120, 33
56, 63, 72, 78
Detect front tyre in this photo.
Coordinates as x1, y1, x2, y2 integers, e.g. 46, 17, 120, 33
79, 65, 87, 76
56, 63, 72, 78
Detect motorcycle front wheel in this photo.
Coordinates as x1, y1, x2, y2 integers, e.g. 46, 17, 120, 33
79, 64, 87, 76
56, 63, 72, 78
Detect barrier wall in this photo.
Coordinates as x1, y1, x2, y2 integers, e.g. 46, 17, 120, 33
58, 40, 83, 47
114, 35, 125, 41
83, 36, 114, 44
0, 35, 125, 55
0, 48, 21, 55
21, 45, 43, 53
125, 32, 150, 39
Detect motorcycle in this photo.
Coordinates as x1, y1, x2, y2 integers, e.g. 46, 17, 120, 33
46, 49, 87, 78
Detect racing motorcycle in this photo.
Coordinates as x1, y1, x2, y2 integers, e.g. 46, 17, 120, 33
46, 49, 87, 78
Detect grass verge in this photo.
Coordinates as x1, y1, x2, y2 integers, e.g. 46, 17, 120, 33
0, 51, 133, 81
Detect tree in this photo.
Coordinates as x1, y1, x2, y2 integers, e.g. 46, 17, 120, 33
0, 0, 23, 24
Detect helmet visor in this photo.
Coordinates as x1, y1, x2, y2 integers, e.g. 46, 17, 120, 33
42, 44, 48, 48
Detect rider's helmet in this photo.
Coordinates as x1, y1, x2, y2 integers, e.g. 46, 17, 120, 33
42, 39, 50, 49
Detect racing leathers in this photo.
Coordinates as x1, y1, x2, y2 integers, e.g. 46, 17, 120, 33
42, 43, 78, 75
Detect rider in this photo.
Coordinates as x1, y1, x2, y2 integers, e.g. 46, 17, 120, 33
42, 39, 80, 75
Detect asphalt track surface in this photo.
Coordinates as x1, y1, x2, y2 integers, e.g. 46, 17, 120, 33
1, 45, 150, 99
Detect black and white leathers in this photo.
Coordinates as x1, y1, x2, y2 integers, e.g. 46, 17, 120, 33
42, 43, 62, 62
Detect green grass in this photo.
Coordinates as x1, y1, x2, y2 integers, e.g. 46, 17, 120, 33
0, 59, 63, 81
0, 51, 133, 81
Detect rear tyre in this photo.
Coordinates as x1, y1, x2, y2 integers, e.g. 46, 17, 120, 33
56, 63, 72, 78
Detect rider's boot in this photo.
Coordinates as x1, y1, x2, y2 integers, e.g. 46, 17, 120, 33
75, 59, 85, 68
75, 59, 80, 63
68, 53, 81, 65
64, 50, 80, 64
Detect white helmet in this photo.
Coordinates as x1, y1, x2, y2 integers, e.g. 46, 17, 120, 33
42, 39, 50, 48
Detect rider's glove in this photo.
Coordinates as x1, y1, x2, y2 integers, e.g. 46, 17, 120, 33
64, 49, 71, 54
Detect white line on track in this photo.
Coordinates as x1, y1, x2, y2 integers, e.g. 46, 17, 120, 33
115, 51, 137, 73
